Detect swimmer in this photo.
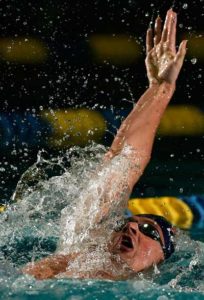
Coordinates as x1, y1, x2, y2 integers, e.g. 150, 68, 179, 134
23, 9, 187, 280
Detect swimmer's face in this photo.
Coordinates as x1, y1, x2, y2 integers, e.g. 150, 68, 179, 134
109, 216, 165, 272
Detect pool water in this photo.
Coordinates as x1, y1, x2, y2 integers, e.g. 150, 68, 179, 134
0, 238, 204, 300
0, 276, 204, 300
0, 145, 204, 300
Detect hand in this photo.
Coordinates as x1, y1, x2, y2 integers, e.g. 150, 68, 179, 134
145, 9, 187, 86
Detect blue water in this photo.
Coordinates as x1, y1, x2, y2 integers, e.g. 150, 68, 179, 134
0, 147, 204, 300
0, 279, 203, 300
0, 215, 203, 299
0, 251, 204, 300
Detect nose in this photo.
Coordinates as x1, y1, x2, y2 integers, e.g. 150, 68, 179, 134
122, 222, 138, 235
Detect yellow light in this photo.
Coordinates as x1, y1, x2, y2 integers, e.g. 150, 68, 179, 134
158, 105, 204, 136
89, 34, 142, 64
42, 109, 107, 147
0, 38, 48, 63
0, 205, 6, 213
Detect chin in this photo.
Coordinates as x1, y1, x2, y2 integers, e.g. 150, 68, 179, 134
118, 248, 164, 273
118, 247, 136, 260
122, 257, 157, 273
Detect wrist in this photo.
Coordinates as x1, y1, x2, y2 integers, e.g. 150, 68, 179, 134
149, 81, 176, 92
160, 81, 176, 92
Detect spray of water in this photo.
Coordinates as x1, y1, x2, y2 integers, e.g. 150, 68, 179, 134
0, 143, 142, 279
0, 143, 204, 288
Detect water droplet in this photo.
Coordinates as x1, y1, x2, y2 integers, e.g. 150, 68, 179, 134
191, 58, 197, 64
183, 3, 188, 9
157, 295, 169, 300
179, 188, 184, 193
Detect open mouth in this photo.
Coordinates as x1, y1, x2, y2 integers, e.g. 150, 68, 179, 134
120, 235, 134, 251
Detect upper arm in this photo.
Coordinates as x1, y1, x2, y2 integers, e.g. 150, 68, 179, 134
93, 144, 149, 221
104, 143, 150, 192
58, 144, 149, 252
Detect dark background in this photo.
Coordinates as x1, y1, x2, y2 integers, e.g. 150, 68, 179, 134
0, 0, 203, 203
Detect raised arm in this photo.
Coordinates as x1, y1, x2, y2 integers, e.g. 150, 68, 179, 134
104, 9, 187, 190
23, 10, 187, 280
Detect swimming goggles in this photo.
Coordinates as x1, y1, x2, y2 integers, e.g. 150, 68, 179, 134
114, 217, 162, 246
122, 214, 175, 259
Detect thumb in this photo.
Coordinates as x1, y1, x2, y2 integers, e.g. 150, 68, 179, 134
174, 40, 188, 66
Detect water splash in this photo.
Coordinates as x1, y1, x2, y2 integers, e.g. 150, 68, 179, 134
0, 143, 204, 293
0, 144, 107, 264
0, 143, 139, 278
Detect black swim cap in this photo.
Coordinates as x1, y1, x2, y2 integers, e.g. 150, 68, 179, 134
135, 214, 175, 259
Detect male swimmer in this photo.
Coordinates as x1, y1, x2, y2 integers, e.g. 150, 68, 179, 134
23, 9, 187, 280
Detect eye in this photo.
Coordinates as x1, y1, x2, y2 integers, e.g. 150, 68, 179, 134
139, 223, 161, 241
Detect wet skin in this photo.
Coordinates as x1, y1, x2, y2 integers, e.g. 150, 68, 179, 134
23, 216, 166, 280
22, 8, 185, 280
109, 216, 165, 272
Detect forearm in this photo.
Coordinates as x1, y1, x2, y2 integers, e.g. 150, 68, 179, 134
123, 82, 175, 152
106, 82, 175, 165
22, 254, 76, 280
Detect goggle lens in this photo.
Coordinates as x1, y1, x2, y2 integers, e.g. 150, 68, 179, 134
138, 223, 161, 242
114, 219, 162, 244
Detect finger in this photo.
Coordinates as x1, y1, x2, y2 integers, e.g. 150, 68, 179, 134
174, 40, 188, 66
167, 12, 177, 52
154, 16, 162, 45
161, 9, 172, 43
145, 48, 154, 64
146, 28, 153, 54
